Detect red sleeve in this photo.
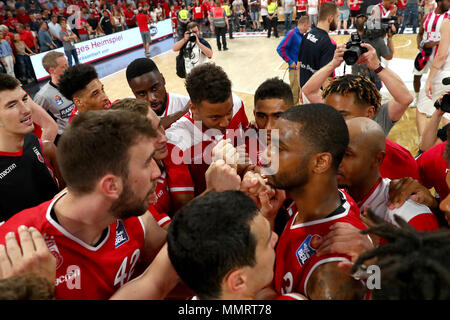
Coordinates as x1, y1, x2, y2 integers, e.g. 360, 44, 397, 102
416, 147, 437, 189
148, 205, 171, 228
163, 144, 195, 194
408, 213, 439, 232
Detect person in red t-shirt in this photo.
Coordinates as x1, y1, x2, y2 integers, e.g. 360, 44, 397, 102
262, 104, 367, 300
5, 11, 19, 32
17, 23, 38, 53
75, 9, 90, 41
163, 0, 171, 18
136, 7, 152, 56
124, 3, 137, 28
16, 7, 30, 25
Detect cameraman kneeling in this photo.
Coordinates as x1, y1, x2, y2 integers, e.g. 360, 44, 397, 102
173, 22, 213, 75
351, 14, 394, 90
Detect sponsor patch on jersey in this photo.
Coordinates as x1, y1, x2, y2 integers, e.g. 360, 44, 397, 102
32, 146, 45, 164
296, 234, 321, 266
115, 220, 129, 248
45, 235, 64, 270
60, 104, 75, 119
54, 95, 63, 106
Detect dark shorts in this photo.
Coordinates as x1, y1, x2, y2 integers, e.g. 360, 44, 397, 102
194, 18, 203, 24
350, 9, 360, 17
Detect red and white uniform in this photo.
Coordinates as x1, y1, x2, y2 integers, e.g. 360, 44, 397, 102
0, 192, 146, 300
358, 178, 439, 231
164, 93, 248, 196
380, 138, 421, 182
162, 92, 190, 118
148, 204, 171, 228
376, 2, 395, 18
417, 142, 449, 199
421, 10, 449, 58
274, 190, 365, 298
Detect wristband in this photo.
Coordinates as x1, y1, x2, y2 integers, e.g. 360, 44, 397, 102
387, 37, 392, 41
374, 64, 384, 74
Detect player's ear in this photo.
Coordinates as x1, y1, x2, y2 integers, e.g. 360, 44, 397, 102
366, 106, 376, 119
224, 268, 247, 295
375, 151, 385, 167
99, 174, 123, 200
312, 152, 333, 174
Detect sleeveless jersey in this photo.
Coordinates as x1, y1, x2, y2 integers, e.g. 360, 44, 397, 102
0, 134, 58, 222
0, 191, 146, 300
274, 190, 366, 298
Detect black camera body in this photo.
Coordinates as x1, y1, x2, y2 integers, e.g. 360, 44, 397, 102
364, 17, 398, 40
434, 94, 450, 113
344, 33, 368, 65
188, 31, 197, 42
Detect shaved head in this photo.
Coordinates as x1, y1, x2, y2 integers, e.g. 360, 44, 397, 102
346, 117, 385, 157
337, 118, 386, 200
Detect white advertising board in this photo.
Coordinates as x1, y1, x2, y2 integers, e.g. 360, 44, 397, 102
30, 19, 174, 81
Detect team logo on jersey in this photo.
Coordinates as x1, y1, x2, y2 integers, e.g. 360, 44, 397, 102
32, 146, 45, 164
296, 234, 321, 266
55, 95, 63, 106
45, 235, 64, 270
115, 220, 129, 248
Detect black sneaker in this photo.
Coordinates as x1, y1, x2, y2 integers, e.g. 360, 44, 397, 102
224, 47, 229, 51
218, 47, 222, 51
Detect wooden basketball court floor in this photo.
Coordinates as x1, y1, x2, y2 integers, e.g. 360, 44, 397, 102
101, 33, 433, 156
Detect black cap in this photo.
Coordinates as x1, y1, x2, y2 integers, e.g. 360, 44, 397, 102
356, 13, 367, 19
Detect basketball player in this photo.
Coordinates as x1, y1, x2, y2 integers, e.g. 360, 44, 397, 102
0, 74, 61, 222
263, 104, 367, 299
111, 98, 172, 225
126, 58, 190, 129
164, 63, 248, 211
337, 117, 439, 232
58, 64, 112, 122
0, 110, 170, 299
167, 190, 305, 300
303, 54, 420, 182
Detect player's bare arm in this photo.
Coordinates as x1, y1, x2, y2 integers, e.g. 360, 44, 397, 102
306, 261, 366, 300
140, 210, 167, 265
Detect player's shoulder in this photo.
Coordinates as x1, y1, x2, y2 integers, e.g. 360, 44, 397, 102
165, 116, 197, 151
417, 141, 446, 164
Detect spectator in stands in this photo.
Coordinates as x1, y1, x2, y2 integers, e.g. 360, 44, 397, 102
283, 0, 295, 32
336, 0, 350, 35
124, 3, 137, 29
29, 14, 41, 33
400, 0, 419, 33
308, 0, 319, 27
112, 8, 125, 33
48, 15, 62, 47
17, 23, 39, 53
0, 26, 15, 77
76, 9, 90, 41
136, 7, 152, 57
100, 9, 114, 35
266, 0, 278, 38
249, 0, 261, 31
60, 19, 80, 67
38, 21, 56, 52
13, 33, 35, 83
16, 6, 30, 25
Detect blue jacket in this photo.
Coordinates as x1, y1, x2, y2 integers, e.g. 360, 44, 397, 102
276, 27, 303, 70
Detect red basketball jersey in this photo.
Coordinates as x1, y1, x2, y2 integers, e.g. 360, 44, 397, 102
274, 190, 366, 298
0, 192, 146, 300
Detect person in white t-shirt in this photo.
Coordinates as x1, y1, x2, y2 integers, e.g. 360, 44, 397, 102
261, 0, 269, 31
308, 0, 319, 27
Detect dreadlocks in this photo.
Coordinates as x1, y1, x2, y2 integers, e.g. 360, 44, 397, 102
322, 74, 382, 114
352, 210, 450, 300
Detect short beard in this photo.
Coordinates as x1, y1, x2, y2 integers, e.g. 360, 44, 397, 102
329, 20, 337, 32
109, 180, 154, 220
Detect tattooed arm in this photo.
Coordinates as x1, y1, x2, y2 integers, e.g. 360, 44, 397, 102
306, 261, 366, 300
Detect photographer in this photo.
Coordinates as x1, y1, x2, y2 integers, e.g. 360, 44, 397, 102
173, 22, 213, 75
302, 42, 412, 135
351, 13, 394, 90
419, 90, 450, 152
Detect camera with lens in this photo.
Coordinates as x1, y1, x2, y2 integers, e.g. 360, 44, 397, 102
364, 17, 398, 40
434, 77, 450, 112
188, 31, 197, 42
344, 33, 368, 65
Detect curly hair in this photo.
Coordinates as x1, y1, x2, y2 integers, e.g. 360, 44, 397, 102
352, 210, 450, 300
58, 64, 99, 100
322, 74, 381, 113
185, 63, 232, 105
